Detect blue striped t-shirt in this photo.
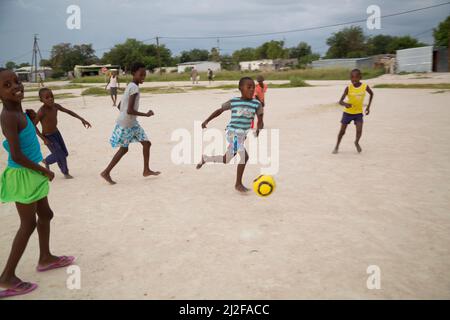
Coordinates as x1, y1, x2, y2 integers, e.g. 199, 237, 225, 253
221, 97, 263, 133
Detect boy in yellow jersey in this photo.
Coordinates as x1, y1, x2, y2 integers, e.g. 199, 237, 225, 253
333, 69, 374, 154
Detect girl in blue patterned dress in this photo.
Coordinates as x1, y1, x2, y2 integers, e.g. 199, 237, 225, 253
100, 62, 160, 184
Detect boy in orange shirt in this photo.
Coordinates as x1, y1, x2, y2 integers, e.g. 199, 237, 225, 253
251, 75, 267, 128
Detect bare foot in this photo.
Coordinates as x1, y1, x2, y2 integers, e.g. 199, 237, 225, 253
143, 169, 161, 177
235, 184, 249, 193
196, 157, 205, 169
100, 171, 116, 185
332, 148, 339, 154
355, 142, 362, 153
64, 174, 74, 179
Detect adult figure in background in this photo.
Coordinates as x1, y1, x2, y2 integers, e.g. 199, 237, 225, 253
105, 70, 120, 106
207, 68, 214, 85
190, 67, 199, 85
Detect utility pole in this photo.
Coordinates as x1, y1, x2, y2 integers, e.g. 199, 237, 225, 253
31, 34, 43, 85
217, 38, 220, 56
156, 36, 161, 75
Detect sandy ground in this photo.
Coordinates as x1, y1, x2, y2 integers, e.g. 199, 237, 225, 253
1, 73, 450, 299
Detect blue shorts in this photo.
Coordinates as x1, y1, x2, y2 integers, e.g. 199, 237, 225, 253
341, 112, 363, 125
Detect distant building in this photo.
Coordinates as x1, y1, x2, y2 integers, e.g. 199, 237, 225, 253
153, 67, 178, 74
15, 66, 53, 82
239, 59, 274, 71
311, 57, 375, 70
73, 64, 121, 77
239, 59, 298, 71
396, 46, 449, 73
177, 61, 221, 73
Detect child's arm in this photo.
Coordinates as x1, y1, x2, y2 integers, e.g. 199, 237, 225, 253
339, 87, 351, 108
104, 77, 110, 90
31, 109, 51, 146
255, 113, 264, 137
126, 94, 154, 117
1, 113, 54, 180
201, 106, 226, 128
56, 104, 92, 128
365, 86, 374, 115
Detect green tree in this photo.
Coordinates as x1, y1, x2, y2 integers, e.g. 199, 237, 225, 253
257, 40, 288, 59
288, 42, 319, 67
102, 38, 172, 71
49, 43, 98, 72
232, 47, 257, 62
385, 36, 425, 53
179, 49, 209, 63
209, 47, 221, 62
326, 26, 367, 58
366, 35, 394, 55
433, 15, 450, 47
5, 61, 16, 70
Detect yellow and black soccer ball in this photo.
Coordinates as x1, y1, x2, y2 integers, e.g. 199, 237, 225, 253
253, 175, 276, 197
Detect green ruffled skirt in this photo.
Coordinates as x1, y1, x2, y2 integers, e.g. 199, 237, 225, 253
0, 167, 49, 204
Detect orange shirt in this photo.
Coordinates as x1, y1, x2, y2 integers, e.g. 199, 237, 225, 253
254, 83, 268, 104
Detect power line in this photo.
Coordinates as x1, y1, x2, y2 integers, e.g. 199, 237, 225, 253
157, 2, 450, 40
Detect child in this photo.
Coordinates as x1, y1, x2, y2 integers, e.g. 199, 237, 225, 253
251, 75, 268, 129
105, 70, 120, 106
100, 62, 160, 184
333, 69, 373, 154
33, 88, 91, 179
0, 68, 74, 298
196, 77, 264, 193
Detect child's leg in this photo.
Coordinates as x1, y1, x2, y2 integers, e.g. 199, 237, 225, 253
35, 197, 60, 266
235, 149, 249, 192
45, 134, 70, 176
140, 141, 160, 176
355, 122, 363, 153
100, 147, 129, 184
0, 202, 37, 288
333, 124, 348, 154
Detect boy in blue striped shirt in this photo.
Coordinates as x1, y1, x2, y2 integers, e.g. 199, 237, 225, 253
196, 77, 264, 192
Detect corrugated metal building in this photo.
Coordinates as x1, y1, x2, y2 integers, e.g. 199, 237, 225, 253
396, 46, 433, 73
396, 46, 449, 73
311, 57, 375, 69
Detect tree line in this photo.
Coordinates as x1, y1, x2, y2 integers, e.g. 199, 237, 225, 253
5, 15, 449, 76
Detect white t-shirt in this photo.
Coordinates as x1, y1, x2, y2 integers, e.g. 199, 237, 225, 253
117, 82, 140, 127
109, 75, 118, 88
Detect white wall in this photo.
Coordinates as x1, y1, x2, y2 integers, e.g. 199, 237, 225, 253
239, 60, 273, 71
178, 62, 221, 73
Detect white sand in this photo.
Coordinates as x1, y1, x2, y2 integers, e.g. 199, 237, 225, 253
1, 73, 450, 299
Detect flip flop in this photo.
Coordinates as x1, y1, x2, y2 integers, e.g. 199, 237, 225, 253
36, 255, 75, 272
0, 281, 38, 298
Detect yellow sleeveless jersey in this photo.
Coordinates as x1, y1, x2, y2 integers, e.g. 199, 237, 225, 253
344, 83, 367, 114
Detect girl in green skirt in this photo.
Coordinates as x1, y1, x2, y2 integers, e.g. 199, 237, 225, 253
0, 68, 75, 298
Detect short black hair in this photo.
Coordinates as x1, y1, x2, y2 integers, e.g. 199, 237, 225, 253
351, 69, 362, 75
38, 87, 51, 98
130, 62, 146, 74
238, 77, 254, 88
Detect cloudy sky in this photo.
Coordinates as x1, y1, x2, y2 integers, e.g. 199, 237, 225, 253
0, 0, 448, 65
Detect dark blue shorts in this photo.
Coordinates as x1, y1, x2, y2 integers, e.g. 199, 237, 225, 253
341, 112, 363, 125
